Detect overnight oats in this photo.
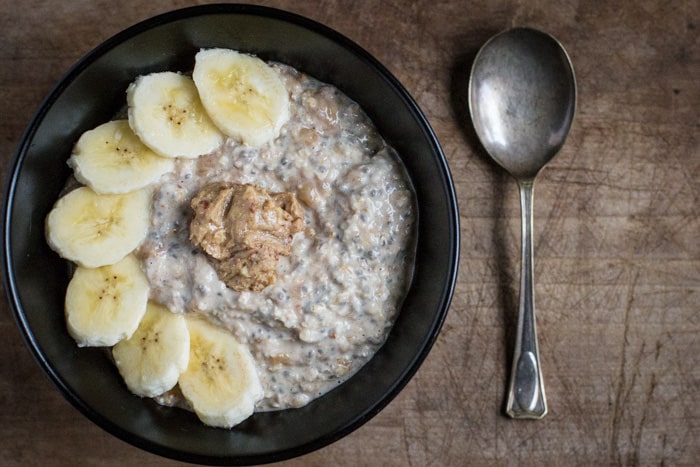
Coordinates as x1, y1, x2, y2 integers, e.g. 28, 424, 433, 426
45, 48, 416, 427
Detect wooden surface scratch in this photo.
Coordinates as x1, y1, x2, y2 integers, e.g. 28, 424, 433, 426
1, 0, 698, 465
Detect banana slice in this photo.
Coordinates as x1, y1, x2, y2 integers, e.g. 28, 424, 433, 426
127, 72, 224, 158
65, 254, 149, 347
46, 186, 151, 268
68, 120, 174, 194
178, 317, 263, 428
112, 302, 190, 397
192, 48, 290, 147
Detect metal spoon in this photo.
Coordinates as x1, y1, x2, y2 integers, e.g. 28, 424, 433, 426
468, 27, 576, 419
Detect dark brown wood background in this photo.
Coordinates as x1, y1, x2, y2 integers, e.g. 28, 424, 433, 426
1, 1, 698, 465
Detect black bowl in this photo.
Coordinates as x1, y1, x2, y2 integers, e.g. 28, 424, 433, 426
2, 4, 459, 465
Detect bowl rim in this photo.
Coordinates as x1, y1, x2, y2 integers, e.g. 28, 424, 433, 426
2, 3, 460, 464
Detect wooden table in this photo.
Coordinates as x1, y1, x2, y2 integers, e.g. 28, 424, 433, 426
1, 0, 698, 465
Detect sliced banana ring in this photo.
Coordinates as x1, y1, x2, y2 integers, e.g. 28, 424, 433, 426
127, 72, 224, 158
178, 316, 263, 428
45, 186, 151, 268
69, 120, 174, 194
113, 302, 190, 397
65, 254, 150, 347
193, 48, 291, 147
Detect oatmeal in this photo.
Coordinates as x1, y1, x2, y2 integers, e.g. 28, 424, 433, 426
138, 63, 416, 410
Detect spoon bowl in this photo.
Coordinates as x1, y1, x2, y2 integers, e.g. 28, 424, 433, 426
469, 27, 576, 180
468, 27, 576, 419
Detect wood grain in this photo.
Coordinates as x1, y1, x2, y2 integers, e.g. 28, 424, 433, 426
1, 0, 698, 465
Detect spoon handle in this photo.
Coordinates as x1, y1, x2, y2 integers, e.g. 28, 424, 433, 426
506, 180, 547, 419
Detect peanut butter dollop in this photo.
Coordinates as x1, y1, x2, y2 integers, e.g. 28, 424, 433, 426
190, 182, 304, 291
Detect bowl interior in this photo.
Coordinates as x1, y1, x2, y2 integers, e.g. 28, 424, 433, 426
3, 5, 458, 465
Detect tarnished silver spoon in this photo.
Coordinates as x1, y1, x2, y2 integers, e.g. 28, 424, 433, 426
468, 27, 576, 419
